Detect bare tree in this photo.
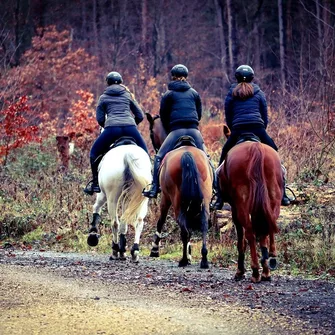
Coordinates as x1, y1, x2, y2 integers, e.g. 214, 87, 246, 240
278, 0, 286, 92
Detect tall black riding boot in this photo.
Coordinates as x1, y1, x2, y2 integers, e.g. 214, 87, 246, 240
142, 156, 161, 198
84, 157, 101, 195
212, 172, 224, 210
281, 179, 291, 206
281, 164, 290, 206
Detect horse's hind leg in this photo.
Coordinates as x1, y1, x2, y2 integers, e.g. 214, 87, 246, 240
259, 236, 272, 281
109, 218, 120, 260
131, 202, 148, 263
130, 218, 144, 263
200, 229, 209, 269
87, 193, 106, 247
246, 228, 261, 283
118, 221, 128, 261
200, 208, 209, 269
179, 228, 191, 267
268, 233, 277, 270
150, 196, 171, 258
233, 210, 247, 281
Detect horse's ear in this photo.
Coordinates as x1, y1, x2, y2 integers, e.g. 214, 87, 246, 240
223, 124, 231, 138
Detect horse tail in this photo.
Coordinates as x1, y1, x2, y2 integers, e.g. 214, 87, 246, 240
178, 152, 205, 232
248, 143, 279, 236
118, 151, 150, 225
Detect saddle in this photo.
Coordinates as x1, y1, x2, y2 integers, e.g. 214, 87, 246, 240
95, 137, 138, 169
236, 132, 260, 145
173, 135, 197, 150
110, 136, 137, 150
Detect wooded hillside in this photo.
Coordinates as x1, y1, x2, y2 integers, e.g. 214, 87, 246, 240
0, 0, 334, 180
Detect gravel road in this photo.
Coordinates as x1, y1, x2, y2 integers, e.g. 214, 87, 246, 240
0, 249, 334, 335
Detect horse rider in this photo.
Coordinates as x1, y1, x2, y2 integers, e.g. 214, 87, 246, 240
142, 64, 216, 199
84, 71, 149, 195
213, 65, 291, 209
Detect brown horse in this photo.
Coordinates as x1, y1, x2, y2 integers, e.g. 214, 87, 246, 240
146, 113, 213, 268
216, 127, 282, 282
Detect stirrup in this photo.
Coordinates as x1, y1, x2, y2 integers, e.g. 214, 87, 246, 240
84, 180, 101, 195
281, 195, 290, 206
142, 184, 159, 199
211, 195, 224, 210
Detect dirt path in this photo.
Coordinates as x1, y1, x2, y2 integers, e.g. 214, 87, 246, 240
0, 250, 334, 335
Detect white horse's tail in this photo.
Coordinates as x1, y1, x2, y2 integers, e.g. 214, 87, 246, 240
118, 152, 150, 225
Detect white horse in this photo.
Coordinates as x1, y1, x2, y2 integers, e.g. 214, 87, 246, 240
87, 142, 152, 263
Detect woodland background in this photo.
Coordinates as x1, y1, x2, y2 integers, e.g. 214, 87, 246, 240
0, 0, 334, 276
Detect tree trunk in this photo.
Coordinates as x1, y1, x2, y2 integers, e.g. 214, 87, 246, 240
226, 0, 234, 78
14, 0, 32, 66
214, 0, 228, 90
278, 0, 286, 92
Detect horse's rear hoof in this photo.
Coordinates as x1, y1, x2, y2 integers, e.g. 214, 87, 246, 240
234, 274, 245, 281
131, 250, 140, 263
261, 275, 272, 282
269, 257, 277, 270
87, 233, 99, 247
178, 259, 191, 267
119, 252, 127, 261
109, 250, 119, 260
200, 260, 209, 269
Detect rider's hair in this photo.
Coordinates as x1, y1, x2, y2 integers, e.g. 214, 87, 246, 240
172, 76, 187, 81
120, 83, 136, 100
232, 82, 254, 100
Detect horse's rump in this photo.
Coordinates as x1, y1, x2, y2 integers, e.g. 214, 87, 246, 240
225, 142, 281, 236
99, 145, 152, 225
160, 147, 212, 232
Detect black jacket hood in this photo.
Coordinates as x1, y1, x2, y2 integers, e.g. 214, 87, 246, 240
168, 80, 191, 92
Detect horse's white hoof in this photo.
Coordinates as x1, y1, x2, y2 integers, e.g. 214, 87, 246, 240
131, 250, 139, 263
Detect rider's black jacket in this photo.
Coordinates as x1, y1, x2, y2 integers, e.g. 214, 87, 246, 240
159, 80, 202, 133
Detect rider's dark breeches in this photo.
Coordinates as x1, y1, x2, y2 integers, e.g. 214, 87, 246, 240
219, 126, 278, 166
156, 128, 205, 158
90, 125, 149, 161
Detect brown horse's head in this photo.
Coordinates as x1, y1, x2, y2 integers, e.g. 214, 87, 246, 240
145, 113, 167, 153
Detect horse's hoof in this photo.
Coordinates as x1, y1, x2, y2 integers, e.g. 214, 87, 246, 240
109, 250, 119, 260
261, 275, 272, 282
269, 257, 277, 270
178, 260, 191, 267
150, 249, 159, 258
234, 274, 245, 281
119, 252, 126, 261
200, 261, 209, 269
251, 276, 261, 283
87, 233, 99, 247
131, 250, 139, 263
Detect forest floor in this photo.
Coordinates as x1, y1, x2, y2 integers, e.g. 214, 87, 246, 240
1, 182, 335, 335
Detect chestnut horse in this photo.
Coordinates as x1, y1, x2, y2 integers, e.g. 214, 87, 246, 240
216, 126, 282, 282
146, 114, 213, 268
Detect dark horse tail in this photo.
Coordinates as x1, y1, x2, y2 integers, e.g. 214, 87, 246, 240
178, 151, 205, 233
248, 143, 279, 236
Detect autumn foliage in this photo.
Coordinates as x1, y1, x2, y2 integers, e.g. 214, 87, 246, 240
0, 96, 41, 166
64, 90, 99, 151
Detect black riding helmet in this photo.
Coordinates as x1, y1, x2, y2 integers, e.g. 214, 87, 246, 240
171, 64, 188, 78
106, 71, 123, 85
235, 65, 254, 83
